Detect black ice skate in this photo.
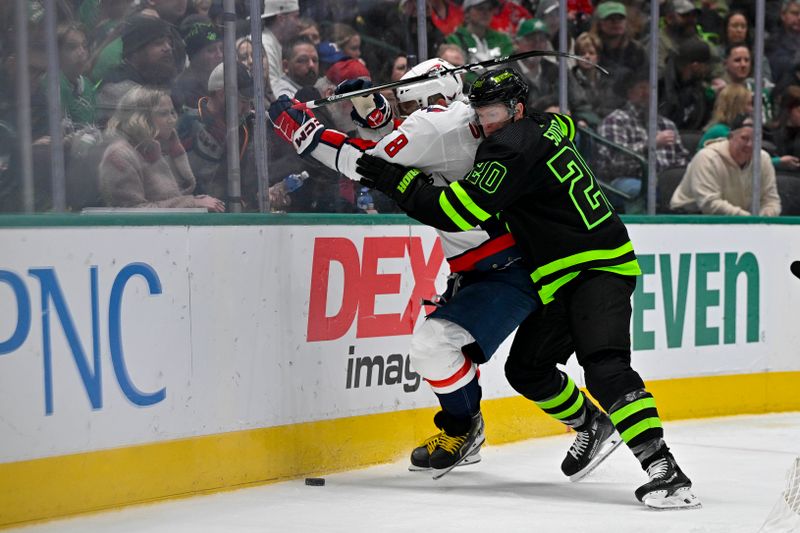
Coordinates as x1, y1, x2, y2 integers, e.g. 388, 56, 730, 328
408, 430, 481, 471
561, 407, 622, 482
428, 411, 485, 480
636, 449, 701, 510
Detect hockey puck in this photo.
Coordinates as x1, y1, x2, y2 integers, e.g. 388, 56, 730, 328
305, 477, 325, 486
791, 261, 800, 280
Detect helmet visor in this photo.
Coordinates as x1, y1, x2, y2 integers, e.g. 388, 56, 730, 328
474, 102, 516, 136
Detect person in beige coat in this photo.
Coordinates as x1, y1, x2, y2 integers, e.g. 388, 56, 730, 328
99, 86, 225, 211
670, 114, 782, 216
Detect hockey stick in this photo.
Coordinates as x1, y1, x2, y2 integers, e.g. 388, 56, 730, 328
302, 50, 609, 110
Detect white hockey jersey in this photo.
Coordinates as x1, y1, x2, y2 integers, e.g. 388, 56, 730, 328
309, 100, 495, 262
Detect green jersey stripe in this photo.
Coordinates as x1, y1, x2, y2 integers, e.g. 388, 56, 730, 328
537, 270, 581, 304
532, 241, 636, 283
438, 191, 475, 231
451, 181, 492, 222
591, 259, 643, 278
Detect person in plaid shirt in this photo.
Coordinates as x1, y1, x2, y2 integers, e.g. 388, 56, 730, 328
596, 68, 689, 212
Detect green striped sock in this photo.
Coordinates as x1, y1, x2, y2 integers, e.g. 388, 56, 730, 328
534, 374, 589, 429
609, 389, 665, 461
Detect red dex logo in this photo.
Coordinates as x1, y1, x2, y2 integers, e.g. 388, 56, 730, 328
307, 236, 445, 341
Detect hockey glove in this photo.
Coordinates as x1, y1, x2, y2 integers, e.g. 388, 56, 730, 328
268, 95, 324, 156
335, 78, 393, 130
355, 153, 430, 203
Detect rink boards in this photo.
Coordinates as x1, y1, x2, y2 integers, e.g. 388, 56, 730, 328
1, 214, 799, 527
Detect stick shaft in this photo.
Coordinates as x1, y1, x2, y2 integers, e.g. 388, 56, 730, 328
303, 50, 608, 109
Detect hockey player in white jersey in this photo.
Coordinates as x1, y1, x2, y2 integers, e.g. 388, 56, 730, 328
269, 58, 620, 480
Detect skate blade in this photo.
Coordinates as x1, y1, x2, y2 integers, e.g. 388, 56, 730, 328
408, 452, 482, 472
431, 438, 485, 480
643, 487, 702, 510
569, 432, 623, 482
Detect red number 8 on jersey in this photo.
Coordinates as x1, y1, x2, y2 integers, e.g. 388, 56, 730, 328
384, 134, 408, 158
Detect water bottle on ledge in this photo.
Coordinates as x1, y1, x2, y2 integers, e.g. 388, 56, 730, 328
280, 171, 310, 194
269, 171, 309, 212
357, 186, 376, 213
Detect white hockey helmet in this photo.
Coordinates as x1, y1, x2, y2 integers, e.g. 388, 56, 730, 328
395, 58, 464, 116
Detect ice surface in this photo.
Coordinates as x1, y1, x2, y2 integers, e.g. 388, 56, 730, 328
10, 413, 800, 533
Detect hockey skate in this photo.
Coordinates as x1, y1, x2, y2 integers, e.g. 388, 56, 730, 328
408, 431, 482, 471
561, 407, 622, 482
636, 449, 701, 510
428, 411, 485, 480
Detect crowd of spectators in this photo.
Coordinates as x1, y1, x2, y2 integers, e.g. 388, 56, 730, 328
0, 0, 799, 215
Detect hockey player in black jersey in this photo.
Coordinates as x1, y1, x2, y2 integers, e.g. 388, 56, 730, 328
355, 67, 700, 510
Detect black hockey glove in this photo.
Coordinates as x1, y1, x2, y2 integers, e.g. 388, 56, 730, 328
355, 153, 431, 204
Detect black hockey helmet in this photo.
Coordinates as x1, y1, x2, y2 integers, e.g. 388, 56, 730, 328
468, 68, 529, 110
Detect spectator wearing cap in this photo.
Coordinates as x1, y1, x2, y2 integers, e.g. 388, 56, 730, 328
325, 57, 371, 87
588, 2, 646, 75
177, 62, 260, 210
314, 58, 372, 136
272, 36, 320, 98
445, 0, 513, 64
259, 0, 301, 87
597, 68, 690, 213
653, 0, 722, 77
512, 19, 595, 125
173, 16, 223, 111
660, 38, 716, 130
317, 42, 348, 74
767, 0, 800, 87
96, 15, 181, 126
90, 0, 187, 84
671, 114, 781, 215
535, 0, 576, 63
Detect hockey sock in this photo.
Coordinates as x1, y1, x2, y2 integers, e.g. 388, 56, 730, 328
608, 389, 666, 467
533, 372, 591, 430
434, 374, 482, 419
433, 410, 473, 436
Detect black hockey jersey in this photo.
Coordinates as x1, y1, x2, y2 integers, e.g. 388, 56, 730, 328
399, 112, 642, 304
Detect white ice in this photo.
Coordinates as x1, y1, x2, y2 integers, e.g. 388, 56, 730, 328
10, 412, 800, 533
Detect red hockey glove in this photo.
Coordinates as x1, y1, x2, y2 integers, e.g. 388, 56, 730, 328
335, 79, 393, 130
268, 95, 324, 156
